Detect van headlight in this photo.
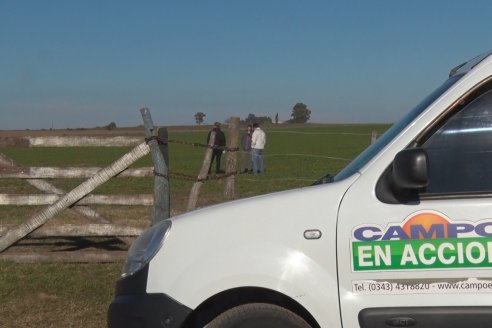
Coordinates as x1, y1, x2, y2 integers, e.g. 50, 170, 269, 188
122, 219, 172, 277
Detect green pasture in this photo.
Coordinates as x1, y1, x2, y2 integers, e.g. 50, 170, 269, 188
0, 123, 389, 327
1, 123, 389, 212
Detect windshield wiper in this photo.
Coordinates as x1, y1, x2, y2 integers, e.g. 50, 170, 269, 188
311, 173, 334, 186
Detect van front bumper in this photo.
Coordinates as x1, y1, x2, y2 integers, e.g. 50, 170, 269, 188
108, 293, 192, 328
107, 265, 192, 328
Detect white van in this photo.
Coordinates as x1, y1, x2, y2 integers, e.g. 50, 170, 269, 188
108, 50, 492, 328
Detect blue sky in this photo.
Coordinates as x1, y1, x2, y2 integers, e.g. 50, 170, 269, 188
1, 1, 491, 130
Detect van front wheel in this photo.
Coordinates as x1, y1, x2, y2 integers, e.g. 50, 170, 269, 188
206, 303, 312, 328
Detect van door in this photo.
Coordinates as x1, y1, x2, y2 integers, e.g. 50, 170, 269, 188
337, 80, 492, 328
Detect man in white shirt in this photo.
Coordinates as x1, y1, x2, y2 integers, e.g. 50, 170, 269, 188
251, 123, 266, 174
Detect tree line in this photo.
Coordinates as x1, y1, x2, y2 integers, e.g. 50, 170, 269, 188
194, 102, 311, 125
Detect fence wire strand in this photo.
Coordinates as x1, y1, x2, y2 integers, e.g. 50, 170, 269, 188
146, 136, 239, 152
147, 136, 239, 182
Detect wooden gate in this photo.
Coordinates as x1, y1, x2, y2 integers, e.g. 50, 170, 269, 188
0, 110, 239, 262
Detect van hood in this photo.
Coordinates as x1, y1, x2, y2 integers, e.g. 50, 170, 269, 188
147, 174, 360, 306
169, 175, 357, 232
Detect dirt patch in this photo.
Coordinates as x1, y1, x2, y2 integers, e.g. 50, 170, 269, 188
0, 136, 30, 147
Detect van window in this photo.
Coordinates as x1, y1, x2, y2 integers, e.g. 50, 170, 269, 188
334, 74, 463, 182
422, 87, 492, 194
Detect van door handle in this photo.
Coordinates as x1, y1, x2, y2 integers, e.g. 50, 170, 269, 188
385, 317, 416, 327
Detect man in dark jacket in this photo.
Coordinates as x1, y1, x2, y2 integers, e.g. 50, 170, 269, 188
207, 122, 226, 174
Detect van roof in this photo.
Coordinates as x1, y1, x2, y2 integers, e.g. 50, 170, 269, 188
449, 50, 492, 77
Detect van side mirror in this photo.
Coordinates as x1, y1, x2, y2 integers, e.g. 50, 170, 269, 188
392, 148, 429, 189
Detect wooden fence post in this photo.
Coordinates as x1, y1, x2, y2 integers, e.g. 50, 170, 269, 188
224, 117, 239, 200
187, 131, 215, 211
140, 108, 170, 225
0, 142, 150, 252
371, 130, 378, 144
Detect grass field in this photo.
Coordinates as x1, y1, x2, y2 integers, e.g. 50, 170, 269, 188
0, 123, 389, 327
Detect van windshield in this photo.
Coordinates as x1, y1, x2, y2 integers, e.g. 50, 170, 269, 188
332, 74, 464, 182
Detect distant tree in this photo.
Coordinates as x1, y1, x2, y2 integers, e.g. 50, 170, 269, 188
244, 113, 257, 124
194, 112, 206, 125
105, 122, 117, 130
290, 103, 311, 123
242, 113, 272, 125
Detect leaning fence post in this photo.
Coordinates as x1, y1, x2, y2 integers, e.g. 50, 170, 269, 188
187, 131, 215, 211
140, 108, 170, 225
224, 117, 239, 200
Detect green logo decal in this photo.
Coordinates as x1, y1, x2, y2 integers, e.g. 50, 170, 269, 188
352, 211, 492, 271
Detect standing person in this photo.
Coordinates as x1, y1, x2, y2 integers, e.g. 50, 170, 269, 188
207, 122, 226, 174
240, 125, 253, 173
251, 122, 266, 174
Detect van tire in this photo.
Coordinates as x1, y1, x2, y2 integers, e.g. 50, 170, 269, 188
206, 303, 312, 328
